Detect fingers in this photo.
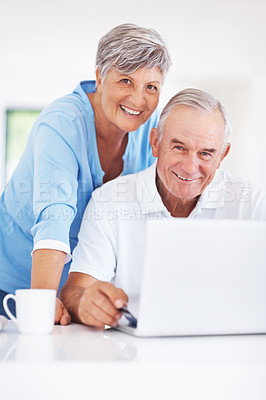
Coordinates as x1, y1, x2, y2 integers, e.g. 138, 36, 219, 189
79, 298, 122, 328
60, 305, 71, 326
55, 298, 71, 325
78, 281, 128, 328
99, 282, 128, 308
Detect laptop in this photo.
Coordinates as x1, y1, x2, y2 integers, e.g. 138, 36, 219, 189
116, 219, 266, 337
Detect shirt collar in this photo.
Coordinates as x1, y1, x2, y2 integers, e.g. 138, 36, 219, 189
137, 161, 171, 216
73, 80, 96, 112
138, 163, 225, 216
196, 169, 225, 209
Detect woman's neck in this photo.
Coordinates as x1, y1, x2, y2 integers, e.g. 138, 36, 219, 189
87, 92, 127, 145
87, 92, 128, 183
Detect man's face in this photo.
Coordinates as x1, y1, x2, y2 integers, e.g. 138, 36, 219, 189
150, 105, 230, 203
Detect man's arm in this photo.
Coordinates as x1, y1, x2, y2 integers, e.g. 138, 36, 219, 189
31, 249, 71, 325
59, 272, 128, 328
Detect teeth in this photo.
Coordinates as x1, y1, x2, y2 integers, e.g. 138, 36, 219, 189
176, 173, 194, 181
120, 105, 141, 115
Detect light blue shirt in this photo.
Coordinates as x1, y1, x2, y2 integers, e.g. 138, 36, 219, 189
0, 81, 157, 293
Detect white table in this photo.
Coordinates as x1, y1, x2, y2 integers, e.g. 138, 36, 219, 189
1, 320, 266, 400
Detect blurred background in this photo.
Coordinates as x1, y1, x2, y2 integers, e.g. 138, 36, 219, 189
1, 0, 266, 191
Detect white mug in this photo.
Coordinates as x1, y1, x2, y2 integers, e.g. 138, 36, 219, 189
3, 289, 56, 335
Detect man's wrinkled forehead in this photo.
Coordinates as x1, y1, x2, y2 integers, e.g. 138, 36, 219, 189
160, 105, 225, 143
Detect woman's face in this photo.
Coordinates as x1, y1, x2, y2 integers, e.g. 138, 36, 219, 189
96, 67, 163, 133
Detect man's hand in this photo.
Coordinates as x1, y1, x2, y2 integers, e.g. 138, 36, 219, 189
60, 272, 128, 328
78, 281, 128, 328
55, 297, 71, 325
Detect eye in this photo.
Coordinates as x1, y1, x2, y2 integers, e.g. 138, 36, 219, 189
200, 151, 212, 158
120, 78, 131, 85
147, 84, 158, 91
174, 145, 184, 151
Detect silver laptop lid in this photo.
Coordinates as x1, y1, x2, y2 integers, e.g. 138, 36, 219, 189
119, 219, 266, 337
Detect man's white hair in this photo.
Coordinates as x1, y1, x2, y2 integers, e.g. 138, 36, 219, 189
157, 88, 231, 152
95, 23, 171, 82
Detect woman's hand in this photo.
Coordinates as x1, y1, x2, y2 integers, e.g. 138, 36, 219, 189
55, 297, 71, 325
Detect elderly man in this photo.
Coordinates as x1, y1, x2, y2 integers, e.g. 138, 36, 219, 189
60, 88, 266, 327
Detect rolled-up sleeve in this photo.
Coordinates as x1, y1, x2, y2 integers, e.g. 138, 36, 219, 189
31, 112, 79, 259
70, 192, 117, 282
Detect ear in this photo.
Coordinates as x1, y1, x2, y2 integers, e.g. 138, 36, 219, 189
95, 67, 103, 94
217, 143, 231, 169
150, 128, 160, 157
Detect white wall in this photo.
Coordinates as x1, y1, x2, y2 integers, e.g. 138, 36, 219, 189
1, 0, 266, 190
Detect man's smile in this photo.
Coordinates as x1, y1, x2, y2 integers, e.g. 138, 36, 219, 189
173, 171, 198, 182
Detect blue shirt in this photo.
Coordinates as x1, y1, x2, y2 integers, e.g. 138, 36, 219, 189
0, 81, 157, 293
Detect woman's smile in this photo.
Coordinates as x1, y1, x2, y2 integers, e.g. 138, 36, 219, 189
119, 105, 142, 117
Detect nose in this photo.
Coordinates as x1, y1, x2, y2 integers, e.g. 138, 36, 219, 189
129, 86, 146, 108
180, 152, 199, 175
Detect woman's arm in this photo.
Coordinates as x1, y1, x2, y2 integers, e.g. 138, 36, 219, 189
30, 113, 81, 325
31, 249, 71, 325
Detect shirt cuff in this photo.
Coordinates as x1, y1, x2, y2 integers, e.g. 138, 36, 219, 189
32, 240, 72, 264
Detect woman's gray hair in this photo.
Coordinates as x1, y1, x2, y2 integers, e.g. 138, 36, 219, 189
157, 88, 231, 153
95, 23, 171, 82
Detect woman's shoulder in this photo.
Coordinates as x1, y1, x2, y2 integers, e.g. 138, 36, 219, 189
38, 81, 95, 122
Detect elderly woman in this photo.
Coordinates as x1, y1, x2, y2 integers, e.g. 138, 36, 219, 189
0, 24, 171, 323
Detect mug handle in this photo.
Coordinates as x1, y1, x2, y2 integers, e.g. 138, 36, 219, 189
3, 294, 17, 323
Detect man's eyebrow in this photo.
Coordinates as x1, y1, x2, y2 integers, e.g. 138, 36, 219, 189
170, 139, 185, 145
169, 139, 217, 153
202, 148, 217, 153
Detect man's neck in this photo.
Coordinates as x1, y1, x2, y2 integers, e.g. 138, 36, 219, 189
156, 174, 199, 218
